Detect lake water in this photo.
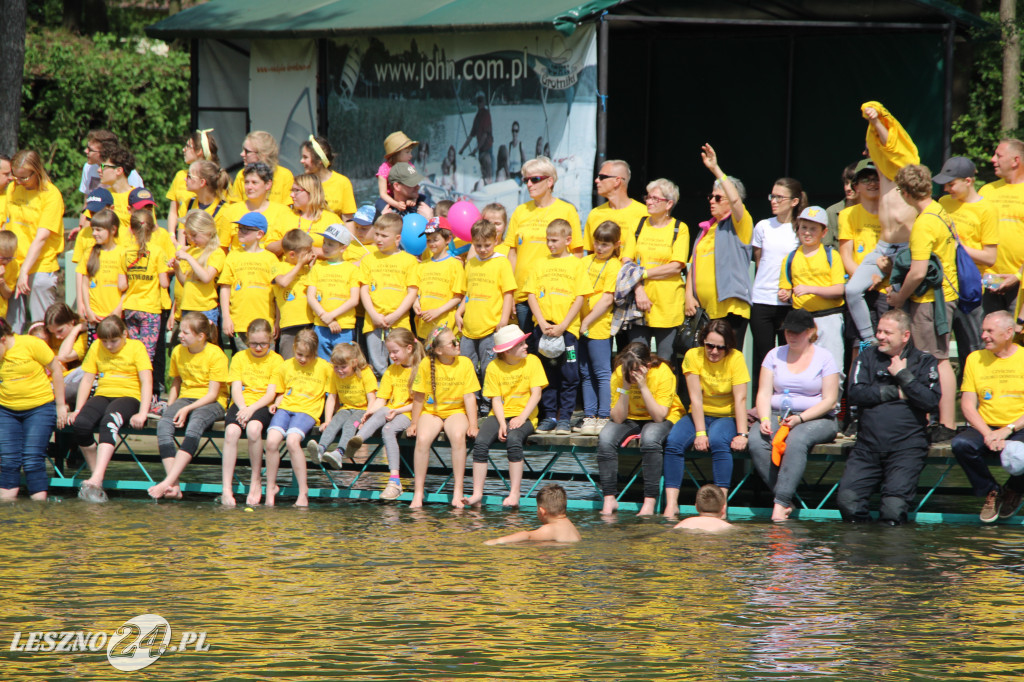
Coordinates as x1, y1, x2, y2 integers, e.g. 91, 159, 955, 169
3, 498, 1024, 680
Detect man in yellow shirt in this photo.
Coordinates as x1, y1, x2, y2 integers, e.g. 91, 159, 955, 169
888, 164, 958, 442
953, 311, 1024, 522
583, 160, 647, 253
979, 138, 1024, 314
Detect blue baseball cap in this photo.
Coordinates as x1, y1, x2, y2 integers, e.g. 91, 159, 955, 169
235, 212, 268, 231
352, 205, 376, 226
85, 187, 114, 213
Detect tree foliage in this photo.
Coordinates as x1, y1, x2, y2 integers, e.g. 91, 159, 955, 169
19, 28, 190, 214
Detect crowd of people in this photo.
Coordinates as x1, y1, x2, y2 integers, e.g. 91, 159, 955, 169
0, 101, 1022, 525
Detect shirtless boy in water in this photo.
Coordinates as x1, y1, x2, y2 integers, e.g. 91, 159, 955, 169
484, 485, 581, 544
674, 485, 733, 532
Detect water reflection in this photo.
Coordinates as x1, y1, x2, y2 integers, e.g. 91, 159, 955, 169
3, 500, 1024, 679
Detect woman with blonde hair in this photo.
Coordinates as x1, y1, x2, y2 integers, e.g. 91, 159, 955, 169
229, 131, 294, 205
265, 173, 341, 257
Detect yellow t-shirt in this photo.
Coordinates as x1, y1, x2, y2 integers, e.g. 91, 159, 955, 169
170, 342, 230, 409
609, 362, 685, 422
0, 336, 56, 410
343, 238, 376, 266
412, 255, 466, 339
229, 165, 295, 206
165, 169, 194, 207
180, 197, 231, 245
179, 247, 226, 313
0, 259, 18, 319
358, 250, 418, 332
5, 182, 64, 273
123, 241, 171, 314
109, 190, 134, 243
962, 346, 1024, 426
623, 219, 691, 328
219, 201, 296, 252
580, 255, 622, 340
939, 195, 999, 275
908, 200, 958, 304
218, 249, 279, 331
307, 260, 358, 330
82, 338, 152, 399
411, 355, 480, 418
980, 179, 1024, 275
227, 349, 284, 407
267, 210, 342, 251
779, 246, 845, 312
49, 332, 87, 376
837, 204, 882, 267
503, 199, 582, 301
77, 245, 127, 318
681, 347, 749, 418
321, 171, 357, 217
273, 261, 314, 329
272, 357, 333, 423
463, 254, 517, 340
692, 212, 753, 320
333, 366, 378, 410
378, 363, 413, 409
482, 354, 548, 424
522, 255, 593, 337
583, 199, 648, 253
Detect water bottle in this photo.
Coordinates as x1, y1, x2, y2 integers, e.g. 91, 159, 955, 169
982, 273, 995, 291
780, 389, 793, 427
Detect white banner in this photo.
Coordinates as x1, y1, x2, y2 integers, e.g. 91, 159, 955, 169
325, 26, 597, 218
249, 39, 318, 176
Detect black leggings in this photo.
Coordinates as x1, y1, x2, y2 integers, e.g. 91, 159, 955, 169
472, 415, 535, 463
73, 396, 141, 447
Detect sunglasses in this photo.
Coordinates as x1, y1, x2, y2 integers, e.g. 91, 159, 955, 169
524, 175, 549, 185
704, 342, 727, 352
707, 194, 727, 203
596, 173, 621, 181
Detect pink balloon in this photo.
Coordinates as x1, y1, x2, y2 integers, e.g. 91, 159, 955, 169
447, 200, 481, 241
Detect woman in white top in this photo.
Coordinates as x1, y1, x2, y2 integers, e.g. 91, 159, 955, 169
749, 177, 806, 395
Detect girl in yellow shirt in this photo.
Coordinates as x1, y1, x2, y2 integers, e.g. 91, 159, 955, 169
221, 319, 282, 507
77, 209, 127, 325
149, 313, 229, 501
306, 343, 377, 470
173, 210, 224, 327
166, 129, 221, 240
123, 209, 171, 363
264, 328, 333, 507
69, 316, 153, 501
0, 318, 66, 501
408, 326, 481, 509
43, 303, 88, 404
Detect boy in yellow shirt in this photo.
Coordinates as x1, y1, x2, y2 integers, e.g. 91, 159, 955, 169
524, 219, 592, 434
412, 217, 465, 341
218, 212, 279, 347
307, 223, 360, 360
458, 219, 516, 416
358, 213, 418, 375
273, 229, 316, 359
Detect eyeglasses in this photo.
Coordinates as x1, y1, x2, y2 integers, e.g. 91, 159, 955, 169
524, 176, 549, 185
595, 174, 621, 181
768, 194, 793, 202
85, 146, 102, 154
704, 342, 727, 352
707, 194, 727, 203
291, 187, 308, 194
248, 341, 270, 349
238, 226, 262, 233
186, 174, 200, 181
644, 194, 670, 203
242, 147, 257, 155
100, 163, 119, 170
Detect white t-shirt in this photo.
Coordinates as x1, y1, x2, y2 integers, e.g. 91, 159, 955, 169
751, 217, 799, 305
78, 163, 144, 195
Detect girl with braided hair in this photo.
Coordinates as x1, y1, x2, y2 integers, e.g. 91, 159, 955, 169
408, 326, 480, 509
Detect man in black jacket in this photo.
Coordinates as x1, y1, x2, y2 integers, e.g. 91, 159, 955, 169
837, 309, 941, 524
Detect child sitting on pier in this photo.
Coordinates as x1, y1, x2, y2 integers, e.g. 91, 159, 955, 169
484, 484, 581, 544
673, 484, 733, 532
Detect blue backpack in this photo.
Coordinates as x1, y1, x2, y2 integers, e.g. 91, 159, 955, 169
931, 212, 982, 314
784, 245, 834, 286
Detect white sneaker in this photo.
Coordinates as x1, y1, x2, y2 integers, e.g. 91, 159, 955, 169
321, 449, 343, 470
305, 440, 324, 463
573, 417, 595, 434
584, 418, 609, 435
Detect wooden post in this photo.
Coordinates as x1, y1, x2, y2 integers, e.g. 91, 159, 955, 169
1001, 0, 1020, 133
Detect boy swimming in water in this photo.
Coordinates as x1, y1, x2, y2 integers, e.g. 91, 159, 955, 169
484, 484, 581, 544
674, 484, 733, 532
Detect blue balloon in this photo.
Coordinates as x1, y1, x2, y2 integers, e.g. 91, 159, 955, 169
401, 213, 428, 255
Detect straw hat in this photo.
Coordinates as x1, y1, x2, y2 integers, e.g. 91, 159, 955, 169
384, 131, 419, 156
493, 324, 530, 353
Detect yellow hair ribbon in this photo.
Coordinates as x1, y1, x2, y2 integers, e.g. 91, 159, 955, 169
197, 128, 214, 160
308, 134, 330, 169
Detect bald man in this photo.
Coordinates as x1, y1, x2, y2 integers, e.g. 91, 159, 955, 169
979, 138, 1024, 315
952, 310, 1024, 522
583, 160, 648, 254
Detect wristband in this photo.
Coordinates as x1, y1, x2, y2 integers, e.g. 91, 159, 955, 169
695, 431, 707, 437
760, 418, 770, 425
1007, 423, 1017, 434
616, 388, 629, 395
737, 433, 748, 437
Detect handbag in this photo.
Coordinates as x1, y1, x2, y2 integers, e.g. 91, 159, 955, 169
675, 307, 709, 356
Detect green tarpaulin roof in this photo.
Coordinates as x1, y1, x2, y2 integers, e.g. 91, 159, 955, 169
146, 0, 623, 39
146, 0, 987, 40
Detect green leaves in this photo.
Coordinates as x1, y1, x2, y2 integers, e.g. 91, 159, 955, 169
20, 27, 189, 215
